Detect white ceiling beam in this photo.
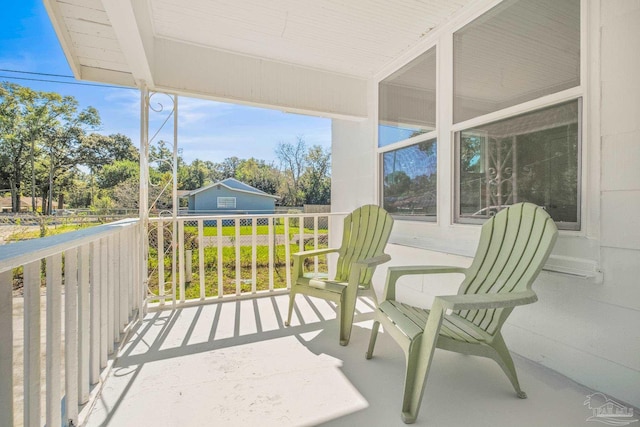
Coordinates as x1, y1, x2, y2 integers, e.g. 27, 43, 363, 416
101, 0, 154, 87
42, 0, 83, 79
153, 39, 369, 120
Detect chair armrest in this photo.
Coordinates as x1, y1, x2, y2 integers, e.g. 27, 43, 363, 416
436, 290, 538, 311
292, 247, 340, 259
382, 265, 468, 302
292, 248, 340, 283
353, 254, 392, 269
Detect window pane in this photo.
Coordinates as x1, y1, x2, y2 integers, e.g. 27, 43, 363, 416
382, 140, 437, 220
457, 100, 579, 228
379, 47, 436, 147
217, 197, 236, 208
453, 0, 580, 123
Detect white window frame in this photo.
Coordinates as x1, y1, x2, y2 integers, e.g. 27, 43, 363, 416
454, 99, 583, 230
217, 197, 236, 209
377, 44, 439, 222
372, 0, 598, 275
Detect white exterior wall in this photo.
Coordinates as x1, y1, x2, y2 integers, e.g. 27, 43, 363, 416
331, 0, 640, 409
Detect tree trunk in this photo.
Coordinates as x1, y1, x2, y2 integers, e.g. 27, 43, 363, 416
57, 193, 64, 210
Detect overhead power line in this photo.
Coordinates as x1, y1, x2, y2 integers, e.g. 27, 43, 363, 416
0, 68, 75, 79
0, 69, 135, 90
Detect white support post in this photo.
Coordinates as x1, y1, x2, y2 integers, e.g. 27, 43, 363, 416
23, 260, 40, 427
198, 219, 205, 300
0, 270, 13, 427
78, 244, 91, 404
172, 95, 180, 306
46, 254, 62, 427
284, 217, 291, 289
139, 83, 150, 317
217, 220, 223, 297
90, 240, 101, 384
65, 248, 79, 425
268, 217, 274, 291
251, 217, 257, 293
235, 219, 241, 296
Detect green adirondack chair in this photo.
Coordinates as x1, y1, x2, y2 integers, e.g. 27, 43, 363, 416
366, 203, 558, 424
285, 205, 394, 346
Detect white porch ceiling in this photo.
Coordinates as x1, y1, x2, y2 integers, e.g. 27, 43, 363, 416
44, 0, 474, 119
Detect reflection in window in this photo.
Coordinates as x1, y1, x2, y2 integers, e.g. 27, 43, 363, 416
457, 100, 579, 229
453, 0, 580, 123
382, 140, 437, 219
379, 47, 436, 147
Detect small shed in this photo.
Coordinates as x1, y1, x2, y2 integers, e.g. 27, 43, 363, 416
184, 178, 278, 215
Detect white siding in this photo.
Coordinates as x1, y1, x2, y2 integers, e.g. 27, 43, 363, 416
332, 0, 640, 409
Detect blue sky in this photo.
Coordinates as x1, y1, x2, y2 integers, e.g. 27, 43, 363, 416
0, 1, 331, 164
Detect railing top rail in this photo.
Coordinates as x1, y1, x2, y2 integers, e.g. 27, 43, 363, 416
149, 212, 348, 222
0, 218, 139, 273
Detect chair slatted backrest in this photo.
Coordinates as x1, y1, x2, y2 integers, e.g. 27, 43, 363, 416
334, 205, 394, 286
456, 203, 558, 335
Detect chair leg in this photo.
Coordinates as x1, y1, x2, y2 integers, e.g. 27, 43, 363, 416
285, 290, 296, 327
400, 304, 444, 424
366, 320, 380, 359
339, 285, 359, 346
489, 333, 527, 399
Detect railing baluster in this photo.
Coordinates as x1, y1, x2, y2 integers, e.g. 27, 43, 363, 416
78, 244, 91, 403
314, 215, 319, 275
268, 217, 274, 291
90, 240, 101, 383
113, 233, 121, 343
157, 221, 165, 306
65, 248, 79, 425
136, 225, 144, 318
299, 215, 304, 253
198, 219, 205, 300
0, 270, 13, 427
217, 220, 223, 298
235, 219, 241, 296
23, 260, 40, 427
127, 230, 134, 319
178, 220, 185, 302
284, 217, 291, 289
119, 231, 129, 331
45, 254, 62, 427
100, 237, 109, 366
108, 234, 116, 353
251, 217, 257, 294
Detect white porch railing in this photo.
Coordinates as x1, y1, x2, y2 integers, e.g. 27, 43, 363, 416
0, 219, 143, 427
147, 212, 343, 307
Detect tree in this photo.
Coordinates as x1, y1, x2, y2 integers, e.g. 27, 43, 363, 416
276, 136, 307, 206
97, 160, 139, 189
80, 133, 138, 172
300, 145, 331, 204
41, 104, 100, 212
235, 158, 280, 195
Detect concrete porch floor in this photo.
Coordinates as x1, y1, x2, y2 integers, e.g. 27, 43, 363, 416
84, 294, 612, 427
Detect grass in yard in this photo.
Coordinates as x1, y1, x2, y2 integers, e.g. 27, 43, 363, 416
147, 242, 329, 300
183, 224, 327, 237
